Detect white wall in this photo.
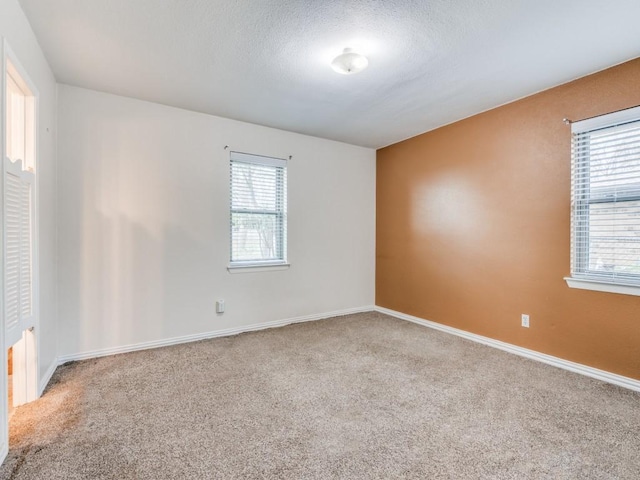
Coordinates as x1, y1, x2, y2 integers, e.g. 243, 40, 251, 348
57, 85, 375, 357
1, 0, 58, 389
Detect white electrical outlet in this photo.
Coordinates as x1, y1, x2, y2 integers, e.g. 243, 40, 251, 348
521, 314, 530, 328
216, 300, 225, 314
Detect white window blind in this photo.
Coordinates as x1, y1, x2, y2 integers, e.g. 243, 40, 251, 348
570, 106, 640, 288
229, 151, 287, 267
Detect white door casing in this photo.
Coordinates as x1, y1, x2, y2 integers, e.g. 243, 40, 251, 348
1, 39, 41, 464
0, 34, 7, 466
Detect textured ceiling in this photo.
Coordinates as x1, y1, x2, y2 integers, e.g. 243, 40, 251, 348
18, 0, 640, 148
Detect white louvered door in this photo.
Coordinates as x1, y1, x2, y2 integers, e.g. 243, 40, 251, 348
3, 157, 34, 349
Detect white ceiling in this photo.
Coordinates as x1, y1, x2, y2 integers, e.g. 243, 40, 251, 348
18, 0, 640, 148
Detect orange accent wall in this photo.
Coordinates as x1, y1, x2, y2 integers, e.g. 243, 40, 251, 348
376, 58, 640, 380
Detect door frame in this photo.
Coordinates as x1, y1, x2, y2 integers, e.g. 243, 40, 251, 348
0, 38, 41, 462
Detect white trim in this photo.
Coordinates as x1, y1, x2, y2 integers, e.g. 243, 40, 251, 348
230, 151, 287, 168
375, 306, 640, 393
227, 262, 290, 273
0, 36, 7, 467
0, 442, 6, 469
57, 306, 374, 364
2, 42, 39, 99
38, 357, 57, 396
1, 39, 42, 465
45, 305, 640, 396
3, 40, 40, 405
572, 104, 640, 133
564, 277, 640, 297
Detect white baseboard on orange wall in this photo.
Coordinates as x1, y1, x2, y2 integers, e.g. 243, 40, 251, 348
375, 305, 640, 393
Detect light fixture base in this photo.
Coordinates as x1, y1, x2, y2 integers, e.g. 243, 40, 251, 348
331, 48, 369, 75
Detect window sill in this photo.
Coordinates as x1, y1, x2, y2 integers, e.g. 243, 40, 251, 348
564, 277, 640, 297
227, 262, 290, 274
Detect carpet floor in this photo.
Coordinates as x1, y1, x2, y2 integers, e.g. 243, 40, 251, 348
1, 312, 639, 479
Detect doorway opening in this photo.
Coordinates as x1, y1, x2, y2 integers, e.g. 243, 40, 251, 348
7, 330, 38, 412
3, 43, 40, 456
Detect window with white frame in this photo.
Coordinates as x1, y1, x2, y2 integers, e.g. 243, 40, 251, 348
567, 106, 640, 295
229, 151, 287, 268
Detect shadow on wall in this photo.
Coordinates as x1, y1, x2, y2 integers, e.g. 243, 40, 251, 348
64, 113, 214, 355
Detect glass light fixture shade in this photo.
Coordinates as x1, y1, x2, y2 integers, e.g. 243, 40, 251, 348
331, 48, 369, 75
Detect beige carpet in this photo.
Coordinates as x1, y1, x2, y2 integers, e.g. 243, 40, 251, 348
1, 312, 639, 479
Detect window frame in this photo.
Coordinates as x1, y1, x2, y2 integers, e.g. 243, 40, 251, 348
565, 105, 640, 296
227, 151, 289, 273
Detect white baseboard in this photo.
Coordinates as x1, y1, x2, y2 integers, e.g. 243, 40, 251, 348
43, 305, 639, 395
0, 441, 6, 470
38, 358, 58, 396
376, 306, 640, 393
56, 305, 375, 365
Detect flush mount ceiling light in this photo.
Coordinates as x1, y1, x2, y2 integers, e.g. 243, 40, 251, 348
331, 48, 369, 75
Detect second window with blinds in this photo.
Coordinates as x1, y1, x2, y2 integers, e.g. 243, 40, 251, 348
566, 105, 640, 295
229, 151, 288, 270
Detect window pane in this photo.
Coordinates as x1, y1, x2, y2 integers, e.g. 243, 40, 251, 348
589, 124, 640, 193
231, 212, 281, 262
231, 162, 280, 211
588, 200, 640, 275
